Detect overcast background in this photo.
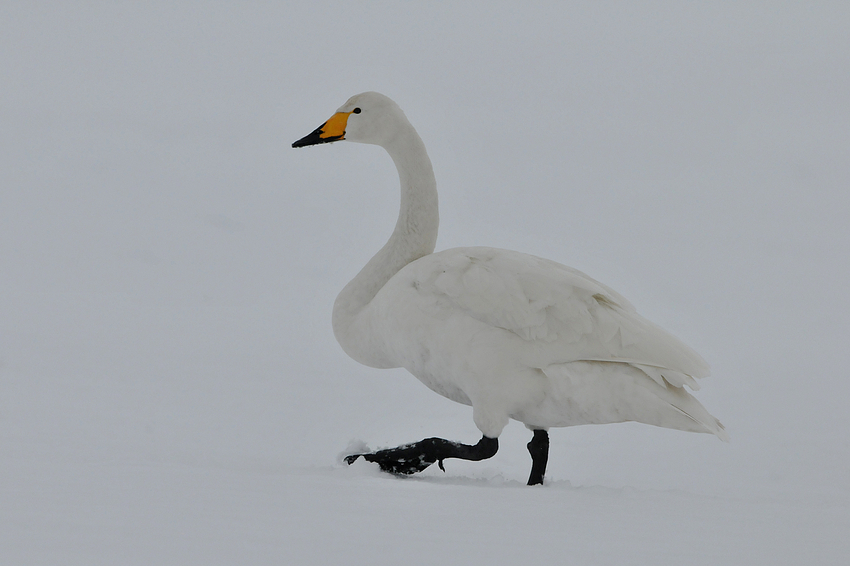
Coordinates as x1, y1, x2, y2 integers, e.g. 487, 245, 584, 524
2, 2, 849, 564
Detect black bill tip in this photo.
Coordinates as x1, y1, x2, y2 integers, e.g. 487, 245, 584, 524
292, 122, 343, 148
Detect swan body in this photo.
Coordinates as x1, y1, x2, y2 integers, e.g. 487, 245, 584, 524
293, 92, 726, 483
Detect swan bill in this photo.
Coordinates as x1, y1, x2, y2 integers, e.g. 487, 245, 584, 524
292, 111, 351, 148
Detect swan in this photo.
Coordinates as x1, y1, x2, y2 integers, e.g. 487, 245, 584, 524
293, 92, 727, 485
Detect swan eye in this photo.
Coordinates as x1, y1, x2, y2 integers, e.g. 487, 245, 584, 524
352, 108, 361, 114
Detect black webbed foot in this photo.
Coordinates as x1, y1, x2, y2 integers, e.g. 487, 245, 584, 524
344, 439, 443, 474
345, 435, 498, 476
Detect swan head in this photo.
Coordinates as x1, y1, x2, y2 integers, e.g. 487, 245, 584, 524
292, 92, 406, 149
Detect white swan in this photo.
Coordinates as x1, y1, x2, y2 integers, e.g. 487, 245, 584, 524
293, 92, 726, 485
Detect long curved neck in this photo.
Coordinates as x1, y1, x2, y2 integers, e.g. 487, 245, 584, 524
332, 123, 438, 364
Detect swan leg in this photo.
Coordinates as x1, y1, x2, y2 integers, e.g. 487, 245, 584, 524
344, 435, 498, 476
526, 429, 549, 486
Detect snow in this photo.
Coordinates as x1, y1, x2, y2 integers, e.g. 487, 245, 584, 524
2, 2, 849, 564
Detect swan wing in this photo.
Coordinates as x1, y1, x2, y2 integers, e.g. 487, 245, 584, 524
409, 247, 709, 389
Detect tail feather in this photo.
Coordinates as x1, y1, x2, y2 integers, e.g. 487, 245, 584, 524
653, 376, 729, 442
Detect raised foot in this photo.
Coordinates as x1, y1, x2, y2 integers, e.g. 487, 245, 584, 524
344, 436, 498, 476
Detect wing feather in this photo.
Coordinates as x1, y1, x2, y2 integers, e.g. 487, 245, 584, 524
413, 247, 709, 386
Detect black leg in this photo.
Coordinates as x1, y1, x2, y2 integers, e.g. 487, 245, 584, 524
345, 435, 498, 476
526, 429, 549, 486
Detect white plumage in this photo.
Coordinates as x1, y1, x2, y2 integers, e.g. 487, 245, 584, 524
295, 92, 726, 456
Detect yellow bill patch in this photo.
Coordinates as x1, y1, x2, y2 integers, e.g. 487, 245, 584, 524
320, 111, 352, 140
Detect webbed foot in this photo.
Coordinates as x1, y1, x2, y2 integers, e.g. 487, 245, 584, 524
344, 436, 498, 476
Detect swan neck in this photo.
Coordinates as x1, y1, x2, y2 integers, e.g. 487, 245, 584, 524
387, 130, 439, 244
332, 123, 438, 366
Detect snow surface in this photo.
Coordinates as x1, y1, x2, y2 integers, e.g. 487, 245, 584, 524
2, 2, 849, 564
